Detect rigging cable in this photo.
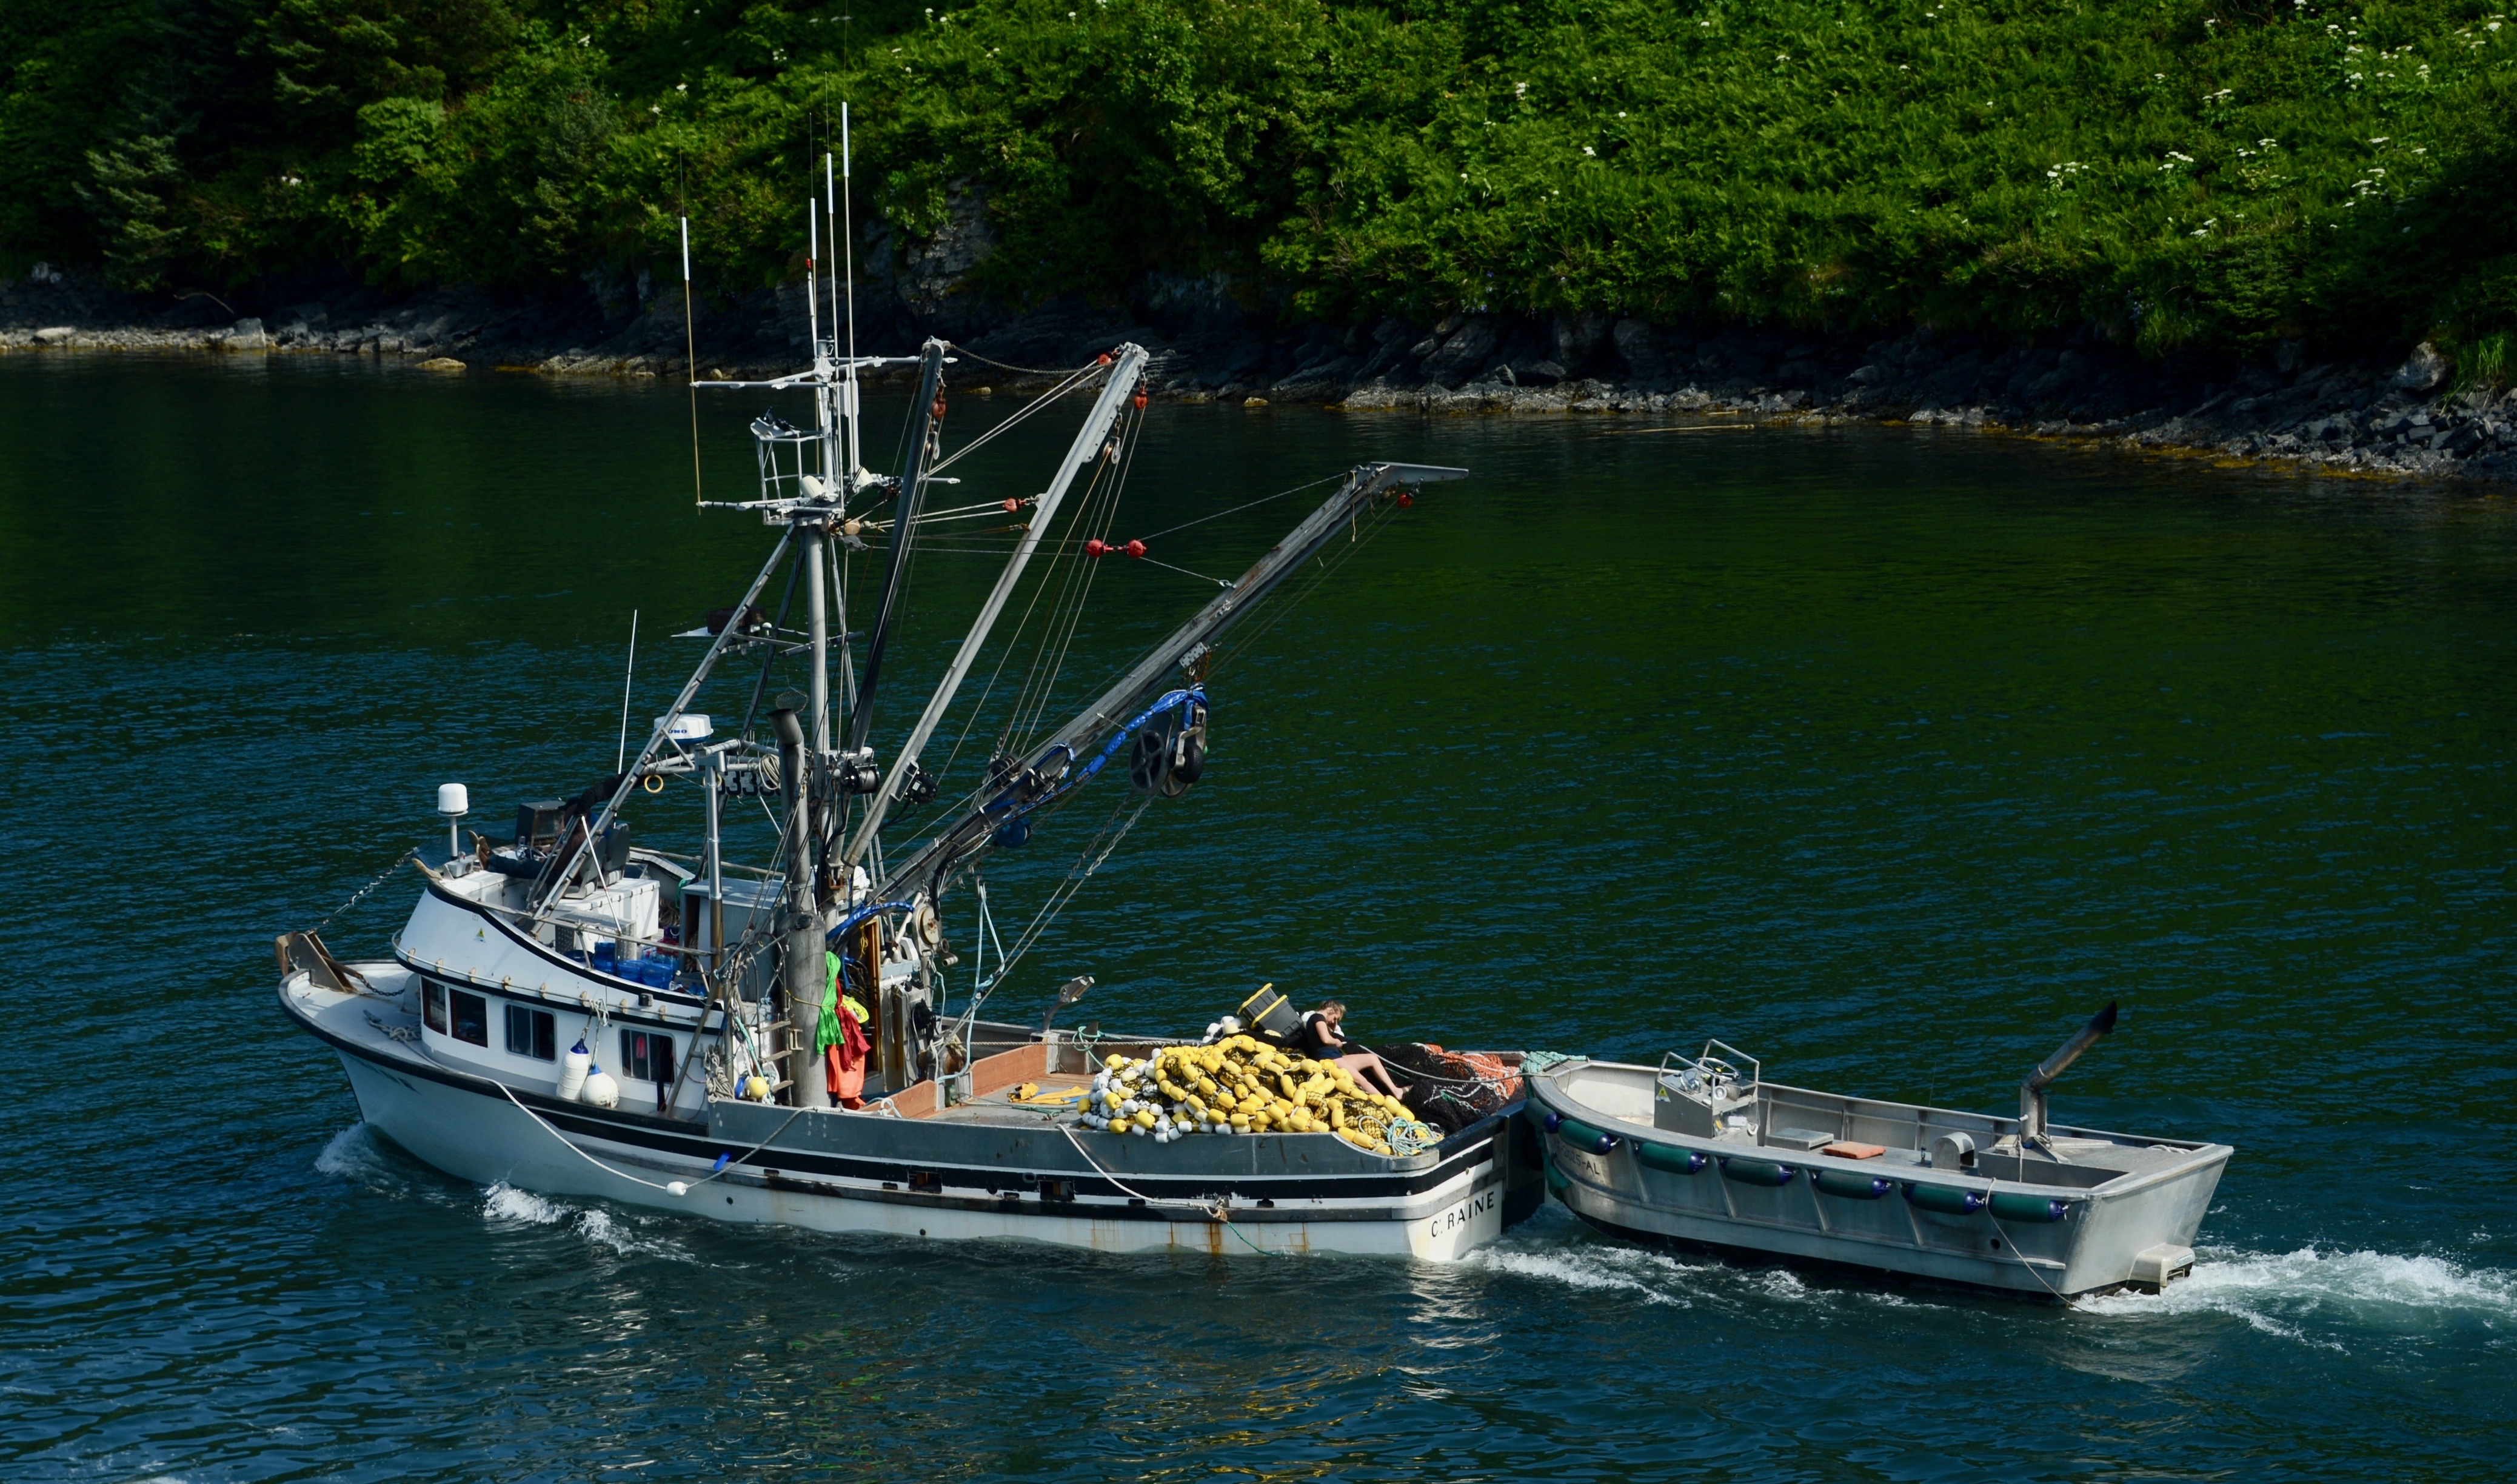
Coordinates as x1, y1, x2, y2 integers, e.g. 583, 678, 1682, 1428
973, 795, 1151, 1001
315, 849, 421, 935
918, 401, 1129, 795
947, 344, 1103, 378
1001, 397, 1149, 754
923, 360, 1102, 476
1212, 495, 1405, 676
1013, 401, 1152, 749
997, 446, 1120, 749
1133, 470, 1345, 544
736, 549, 811, 744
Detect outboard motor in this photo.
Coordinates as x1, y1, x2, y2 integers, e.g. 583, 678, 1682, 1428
2019, 1001, 2118, 1149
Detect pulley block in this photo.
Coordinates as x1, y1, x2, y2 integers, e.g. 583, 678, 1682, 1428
900, 761, 939, 806
1128, 700, 1209, 798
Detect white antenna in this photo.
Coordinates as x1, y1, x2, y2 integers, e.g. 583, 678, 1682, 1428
804, 204, 820, 362
841, 103, 860, 481
681, 216, 701, 507
615, 609, 640, 771
825, 150, 841, 362
825, 148, 844, 495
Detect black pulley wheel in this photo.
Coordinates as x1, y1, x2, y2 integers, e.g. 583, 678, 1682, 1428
1168, 727, 1206, 787
1129, 724, 1174, 796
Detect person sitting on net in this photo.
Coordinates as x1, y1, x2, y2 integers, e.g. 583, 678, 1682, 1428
1297, 1000, 1405, 1097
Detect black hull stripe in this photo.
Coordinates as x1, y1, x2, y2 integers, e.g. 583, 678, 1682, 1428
292, 988, 1507, 1208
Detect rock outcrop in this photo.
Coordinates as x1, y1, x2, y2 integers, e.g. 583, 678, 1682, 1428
5, 260, 2509, 484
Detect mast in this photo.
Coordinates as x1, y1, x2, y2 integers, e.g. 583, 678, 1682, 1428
840, 345, 1148, 873
804, 522, 832, 855
848, 339, 947, 754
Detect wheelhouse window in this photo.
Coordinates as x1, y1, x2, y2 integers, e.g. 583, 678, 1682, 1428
423, 981, 449, 1034
621, 1029, 675, 1086
450, 989, 489, 1047
506, 1004, 556, 1061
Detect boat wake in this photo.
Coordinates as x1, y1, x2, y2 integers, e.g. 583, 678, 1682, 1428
2076, 1246, 2517, 1346
1461, 1220, 1919, 1311
480, 1181, 692, 1262
313, 1123, 387, 1179
312, 1121, 423, 1199
1465, 1241, 1710, 1306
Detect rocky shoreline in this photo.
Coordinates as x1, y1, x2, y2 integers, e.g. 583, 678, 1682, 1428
5, 269, 2510, 485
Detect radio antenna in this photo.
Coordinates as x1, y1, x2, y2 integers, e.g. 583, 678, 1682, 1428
840, 102, 860, 481
615, 609, 640, 772
681, 213, 702, 507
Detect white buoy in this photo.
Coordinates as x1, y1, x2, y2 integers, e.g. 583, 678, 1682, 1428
581, 1065, 620, 1109
666, 1181, 690, 1197
558, 1038, 590, 1100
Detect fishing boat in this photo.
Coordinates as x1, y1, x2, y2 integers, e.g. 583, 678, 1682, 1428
277, 155, 1537, 1259
1527, 1006, 2233, 1297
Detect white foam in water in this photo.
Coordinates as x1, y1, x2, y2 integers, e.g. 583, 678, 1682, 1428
480, 1181, 690, 1261
313, 1123, 387, 1180
2079, 1246, 2517, 1346
1465, 1240, 1705, 1306
482, 1181, 563, 1226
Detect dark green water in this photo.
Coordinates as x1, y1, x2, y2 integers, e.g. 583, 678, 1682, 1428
4, 355, 2514, 1482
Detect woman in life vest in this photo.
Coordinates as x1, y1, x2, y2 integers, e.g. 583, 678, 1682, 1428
1295, 1000, 1405, 1097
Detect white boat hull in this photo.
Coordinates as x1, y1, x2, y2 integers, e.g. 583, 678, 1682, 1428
295, 971, 1534, 1260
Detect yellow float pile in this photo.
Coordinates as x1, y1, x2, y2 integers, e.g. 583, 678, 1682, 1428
1077, 1037, 1435, 1156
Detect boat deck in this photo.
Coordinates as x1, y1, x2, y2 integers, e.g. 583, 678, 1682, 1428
915, 1080, 1095, 1127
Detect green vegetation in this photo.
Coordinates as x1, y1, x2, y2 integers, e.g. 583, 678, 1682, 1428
3, 0, 2512, 365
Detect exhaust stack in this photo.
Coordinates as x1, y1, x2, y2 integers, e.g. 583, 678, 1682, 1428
2019, 1000, 2118, 1148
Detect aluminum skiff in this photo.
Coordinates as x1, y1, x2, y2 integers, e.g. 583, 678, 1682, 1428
286, 963, 1541, 1259
1528, 1037, 2230, 1298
